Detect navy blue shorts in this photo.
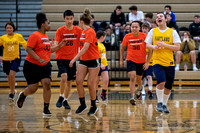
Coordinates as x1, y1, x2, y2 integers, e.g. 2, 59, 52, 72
145, 66, 153, 77
79, 59, 100, 69
3, 58, 21, 75
127, 60, 144, 76
23, 60, 52, 85
98, 66, 108, 76
57, 59, 76, 81
153, 64, 175, 90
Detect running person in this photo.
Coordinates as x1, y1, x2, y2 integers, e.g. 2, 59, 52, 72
55, 10, 82, 109
141, 22, 153, 97
145, 12, 181, 113
95, 30, 109, 102
120, 21, 151, 105
69, 9, 100, 115
0, 21, 27, 101
16, 13, 66, 115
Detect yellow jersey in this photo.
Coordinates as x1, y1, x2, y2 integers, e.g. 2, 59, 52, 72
146, 48, 153, 66
98, 42, 108, 66
152, 27, 174, 66
0, 33, 27, 61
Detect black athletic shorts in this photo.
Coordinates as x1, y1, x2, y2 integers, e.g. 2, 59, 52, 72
79, 59, 100, 68
127, 60, 144, 76
23, 60, 52, 85
57, 59, 76, 81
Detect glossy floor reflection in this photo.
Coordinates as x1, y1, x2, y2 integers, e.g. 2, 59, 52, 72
0, 86, 200, 132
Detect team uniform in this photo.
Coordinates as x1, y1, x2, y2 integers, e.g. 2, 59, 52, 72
145, 27, 181, 89
24, 31, 52, 85
122, 32, 147, 75
55, 26, 82, 80
0, 33, 27, 75
79, 27, 100, 68
145, 27, 181, 113
98, 42, 108, 76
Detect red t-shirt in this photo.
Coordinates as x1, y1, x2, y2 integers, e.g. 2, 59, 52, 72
26, 31, 51, 66
122, 32, 147, 63
80, 27, 100, 60
55, 26, 82, 60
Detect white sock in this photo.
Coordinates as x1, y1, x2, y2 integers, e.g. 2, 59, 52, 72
176, 64, 179, 68
163, 94, 170, 106
148, 86, 152, 91
156, 88, 164, 103
60, 94, 64, 97
64, 97, 68, 101
193, 64, 196, 68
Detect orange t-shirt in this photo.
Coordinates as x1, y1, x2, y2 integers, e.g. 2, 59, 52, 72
26, 31, 51, 66
55, 26, 82, 60
80, 27, 100, 60
122, 32, 147, 63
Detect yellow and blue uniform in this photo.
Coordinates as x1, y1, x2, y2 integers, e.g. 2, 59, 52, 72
152, 27, 177, 89
98, 42, 108, 76
0, 33, 27, 75
0, 33, 27, 61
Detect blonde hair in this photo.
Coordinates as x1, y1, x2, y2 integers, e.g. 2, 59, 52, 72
80, 8, 92, 25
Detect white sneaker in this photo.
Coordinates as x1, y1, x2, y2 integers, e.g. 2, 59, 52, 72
193, 67, 198, 71
175, 66, 179, 71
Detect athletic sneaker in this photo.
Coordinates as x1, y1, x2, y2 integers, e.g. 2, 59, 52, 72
87, 106, 98, 115
56, 96, 64, 108
156, 102, 163, 112
16, 92, 26, 108
129, 97, 136, 105
75, 105, 88, 114
148, 90, 153, 97
63, 100, 71, 109
9, 90, 17, 100
134, 89, 142, 99
101, 92, 107, 102
43, 108, 52, 116
163, 105, 170, 113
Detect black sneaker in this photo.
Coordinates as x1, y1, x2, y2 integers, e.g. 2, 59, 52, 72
16, 92, 26, 108
129, 97, 136, 105
156, 102, 163, 112
134, 89, 142, 99
148, 90, 153, 98
163, 105, 170, 113
56, 96, 64, 108
43, 108, 52, 116
63, 100, 71, 109
101, 92, 107, 102
9, 90, 17, 100
87, 106, 98, 115
75, 105, 88, 114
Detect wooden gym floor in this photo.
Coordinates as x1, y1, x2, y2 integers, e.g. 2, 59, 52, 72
0, 86, 200, 132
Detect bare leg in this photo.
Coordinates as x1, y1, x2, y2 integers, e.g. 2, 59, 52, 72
128, 71, 136, 97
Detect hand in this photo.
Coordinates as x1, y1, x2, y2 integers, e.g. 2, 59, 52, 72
183, 38, 187, 42
101, 64, 105, 70
193, 36, 200, 41
153, 45, 159, 50
69, 59, 75, 68
143, 62, 149, 70
38, 58, 46, 65
120, 60, 124, 66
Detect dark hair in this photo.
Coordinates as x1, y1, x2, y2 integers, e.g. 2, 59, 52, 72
166, 13, 171, 17
116, 5, 122, 10
73, 20, 79, 26
80, 8, 91, 25
157, 12, 167, 19
96, 30, 106, 39
63, 10, 74, 18
194, 14, 200, 18
5, 21, 16, 32
36, 12, 47, 29
131, 21, 141, 27
164, 5, 171, 10
129, 5, 137, 11
145, 12, 153, 19
91, 14, 95, 19
142, 22, 150, 29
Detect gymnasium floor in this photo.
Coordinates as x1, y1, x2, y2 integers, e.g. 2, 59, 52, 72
0, 86, 200, 132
